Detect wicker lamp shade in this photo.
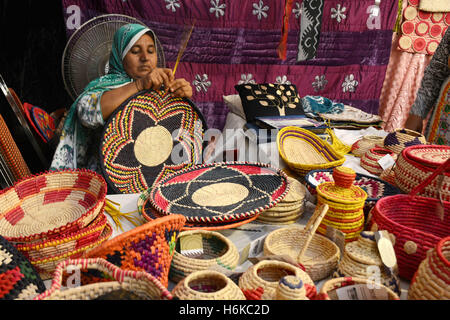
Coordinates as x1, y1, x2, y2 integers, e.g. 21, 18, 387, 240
100, 89, 206, 194
384, 128, 427, 155
277, 126, 345, 180
238, 260, 316, 300
171, 270, 245, 300
35, 258, 172, 300
408, 236, 450, 300
84, 214, 186, 287
315, 167, 367, 242
169, 230, 239, 283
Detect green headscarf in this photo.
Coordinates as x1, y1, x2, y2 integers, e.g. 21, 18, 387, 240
51, 23, 163, 170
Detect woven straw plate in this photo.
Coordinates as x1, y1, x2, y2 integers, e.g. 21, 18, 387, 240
0, 169, 107, 242
277, 126, 345, 178
146, 162, 289, 224
100, 89, 206, 194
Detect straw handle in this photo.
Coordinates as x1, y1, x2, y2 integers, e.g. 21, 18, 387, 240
297, 204, 329, 262
409, 158, 450, 197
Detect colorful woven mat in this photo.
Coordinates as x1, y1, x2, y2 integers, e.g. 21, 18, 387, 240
100, 89, 206, 194
148, 162, 289, 224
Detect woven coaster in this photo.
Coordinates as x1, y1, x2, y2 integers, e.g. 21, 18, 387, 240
146, 162, 289, 224
282, 177, 307, 203
100, 89, 206, 194
345, 231, 383, 266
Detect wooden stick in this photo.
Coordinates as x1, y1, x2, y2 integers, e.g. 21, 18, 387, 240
172, 21, 196, 77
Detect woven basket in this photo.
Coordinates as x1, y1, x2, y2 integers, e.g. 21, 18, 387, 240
369, 159, 450, 280
15, 213, 112, 280
84, 214, 186, 287
277, 126, 345, 179
171, 270, 245, 300
351, 135, 385, 158
334, 231, 401, 295
360, 147, 396, 176
316, 277, 400, 300
276, 275, 309, 300
394, 145, 450, 202
263, 204, 340, 281
0, 169, 107, 243
384, 128, 427, 155
408, 236, 450, 300
169, 230, 239, 283
238, 260, 316, 300
315, 167, 367, 242
0, 235, 46, 300
35, 258, 172, 300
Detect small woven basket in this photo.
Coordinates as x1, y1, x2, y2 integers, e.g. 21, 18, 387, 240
238, 260, 316, 300
35, 258, 172, 300
84, 214, 186, 287
276, 275, 309, 300
169, 230, 239, 283
277, 126, 345, 180
384, 128, 427, 155
316, 277, 400, 300
360, 147, 396, 176
0, 169, 107, 243
369, 159, 450, 280
171, 270, 245, 300
263, 204, 340, 281
408, 236, 450, 300
394, 145, 450, 201
351, 135, 385, 158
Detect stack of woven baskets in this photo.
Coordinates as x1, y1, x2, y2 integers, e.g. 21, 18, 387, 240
257, 177, 306, 224
0, 170, 111, 280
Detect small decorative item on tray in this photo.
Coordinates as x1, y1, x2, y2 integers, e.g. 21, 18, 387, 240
277, 126, 345, 180
257, 177, 306, 225
408, 236, 450, 300
383, 128, 427, 155
84, 214, 186, 287
169, 230, 239, 283
315, 167, 367, 242
140, 162, 289, 227
334, 231, 401, 295
35, 258, 173, 300
360, 147, 396, 176
263, 204, 341, 281
351, 135, 385, 158
394, 144, 450, 201
238, 260, 316, 300
171, 270, 245, 300
0, 235, 46, 300
369, 159, 450, 280
316, 277, 399, 300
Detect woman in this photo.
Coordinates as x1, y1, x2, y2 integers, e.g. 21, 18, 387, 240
50, 23, 193, 171
404, 28, 449, 145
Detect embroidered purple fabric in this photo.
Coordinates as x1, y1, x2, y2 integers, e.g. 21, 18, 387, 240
62, 0, 398, 130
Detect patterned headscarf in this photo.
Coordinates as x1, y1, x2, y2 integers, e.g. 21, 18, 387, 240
51, 23, 165, 170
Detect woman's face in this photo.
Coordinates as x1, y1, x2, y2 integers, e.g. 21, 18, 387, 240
122, 33, 158, 80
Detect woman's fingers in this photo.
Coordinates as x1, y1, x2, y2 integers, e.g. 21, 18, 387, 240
169, 78, 193, 98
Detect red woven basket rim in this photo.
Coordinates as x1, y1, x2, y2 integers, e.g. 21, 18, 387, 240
0, 169, 107, 242
403, 145, 450, 170
437, 236, 450, 268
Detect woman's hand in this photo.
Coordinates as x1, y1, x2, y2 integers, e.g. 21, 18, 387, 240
135, 68, 174, 91
168, 78, 193, 99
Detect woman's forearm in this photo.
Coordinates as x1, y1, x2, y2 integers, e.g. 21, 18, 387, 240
100, 81, 140, 120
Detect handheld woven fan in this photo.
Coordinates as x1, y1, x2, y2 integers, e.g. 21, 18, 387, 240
62, 14, 166, 101
100, 89, 207, 194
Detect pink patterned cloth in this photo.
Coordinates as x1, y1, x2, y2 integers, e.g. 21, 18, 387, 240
379, 33, 432, 132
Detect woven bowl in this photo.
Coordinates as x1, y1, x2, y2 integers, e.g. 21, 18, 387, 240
408, 236, 450, 300
238, 260, 316, 300
169, 230, 239, 283
351, 135, 385, 158
171, 270, 245, 300
263, 226, 340, 281
0, 169, 107, 243
276, 275, 309, 300
360, 147, 396, 176
277, 126, 345, 179
35, 258, 172, 300
316, 277, 400, 300
384, 128, 427, 155
84, 214, 186, 287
